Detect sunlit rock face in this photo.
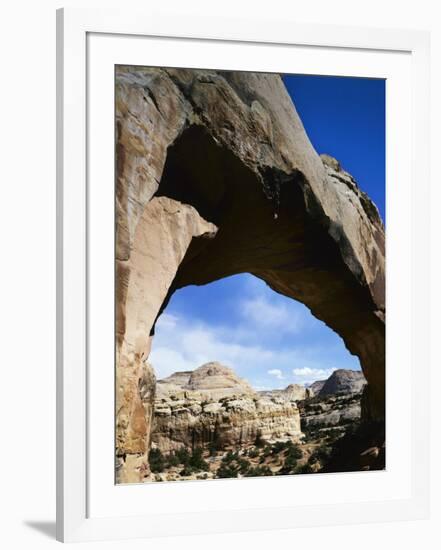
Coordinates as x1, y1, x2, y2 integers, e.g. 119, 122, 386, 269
151, 363, 302, 454
115, 66, 385, 483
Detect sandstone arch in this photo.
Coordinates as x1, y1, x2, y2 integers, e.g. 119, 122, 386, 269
115, 66, 385, 483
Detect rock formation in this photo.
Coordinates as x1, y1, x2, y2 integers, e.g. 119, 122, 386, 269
115, 66, 385, 483
318, 369, 367, 397
298, 370, 365, 439
300, 393, 362, 431
152, 363, 302, 454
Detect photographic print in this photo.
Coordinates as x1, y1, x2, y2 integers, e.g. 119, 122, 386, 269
115, 66, 385, 485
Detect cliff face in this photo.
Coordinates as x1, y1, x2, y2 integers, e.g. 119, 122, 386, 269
152, 363, 302, 454
300, 393, 363, 431
115, 66, 385, 483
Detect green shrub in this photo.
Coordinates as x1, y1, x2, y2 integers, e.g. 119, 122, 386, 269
222, 450, 240, 463
217, 463, 239, 478
296, 463, 315, 474
286, 442, 302, 460
238, 458, 251, 474
248, 448, 259, 459
262, 445, 272, 458
284, 455, 298, 471
189, 447, 209, 471
272, 441, 288, 454
245, 465, 273, 477
164, 452, 180, 467
216, 455, 252, 478
180, 465, 194, 477
175, 447, 191, 465
149, 448, 165, 473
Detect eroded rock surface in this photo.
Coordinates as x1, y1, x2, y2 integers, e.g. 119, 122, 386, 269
115, 66, 385, 482
115, 197, 217, 483
300, 393, 363, 431
152, 363, 302, 454
298, 370, 366, 432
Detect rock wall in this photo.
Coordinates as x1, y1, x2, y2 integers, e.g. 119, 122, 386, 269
152, 363, 302, 454
300, 393, 362, 431
115, 66, 385, 483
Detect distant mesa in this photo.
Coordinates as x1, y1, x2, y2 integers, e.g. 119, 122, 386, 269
157, 361, 255, 400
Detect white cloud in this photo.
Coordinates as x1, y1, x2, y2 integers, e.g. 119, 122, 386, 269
291, 366, 337, 384
149, 347, 195, 378
240, 295, 303, 334
150, 316, 275, 380
156, 313, 179, 330
149, 308, 344, 388
267, 368, 284, 380
149, 275, 359, 388
292, 367, 316, 376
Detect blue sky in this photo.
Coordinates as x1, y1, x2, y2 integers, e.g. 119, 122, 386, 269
150, 74, 385, 390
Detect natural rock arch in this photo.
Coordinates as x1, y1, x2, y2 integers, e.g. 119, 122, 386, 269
115, 66, 385, 483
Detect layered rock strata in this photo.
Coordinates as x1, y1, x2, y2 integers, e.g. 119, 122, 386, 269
151, 363, 302, 454
299, 370, 366, 435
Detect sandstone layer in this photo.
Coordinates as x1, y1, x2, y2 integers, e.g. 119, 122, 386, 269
152, 363, 302, 454
115, 66, 385, 483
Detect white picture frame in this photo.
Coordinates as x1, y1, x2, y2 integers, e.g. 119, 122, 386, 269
56, 7, 430, 543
